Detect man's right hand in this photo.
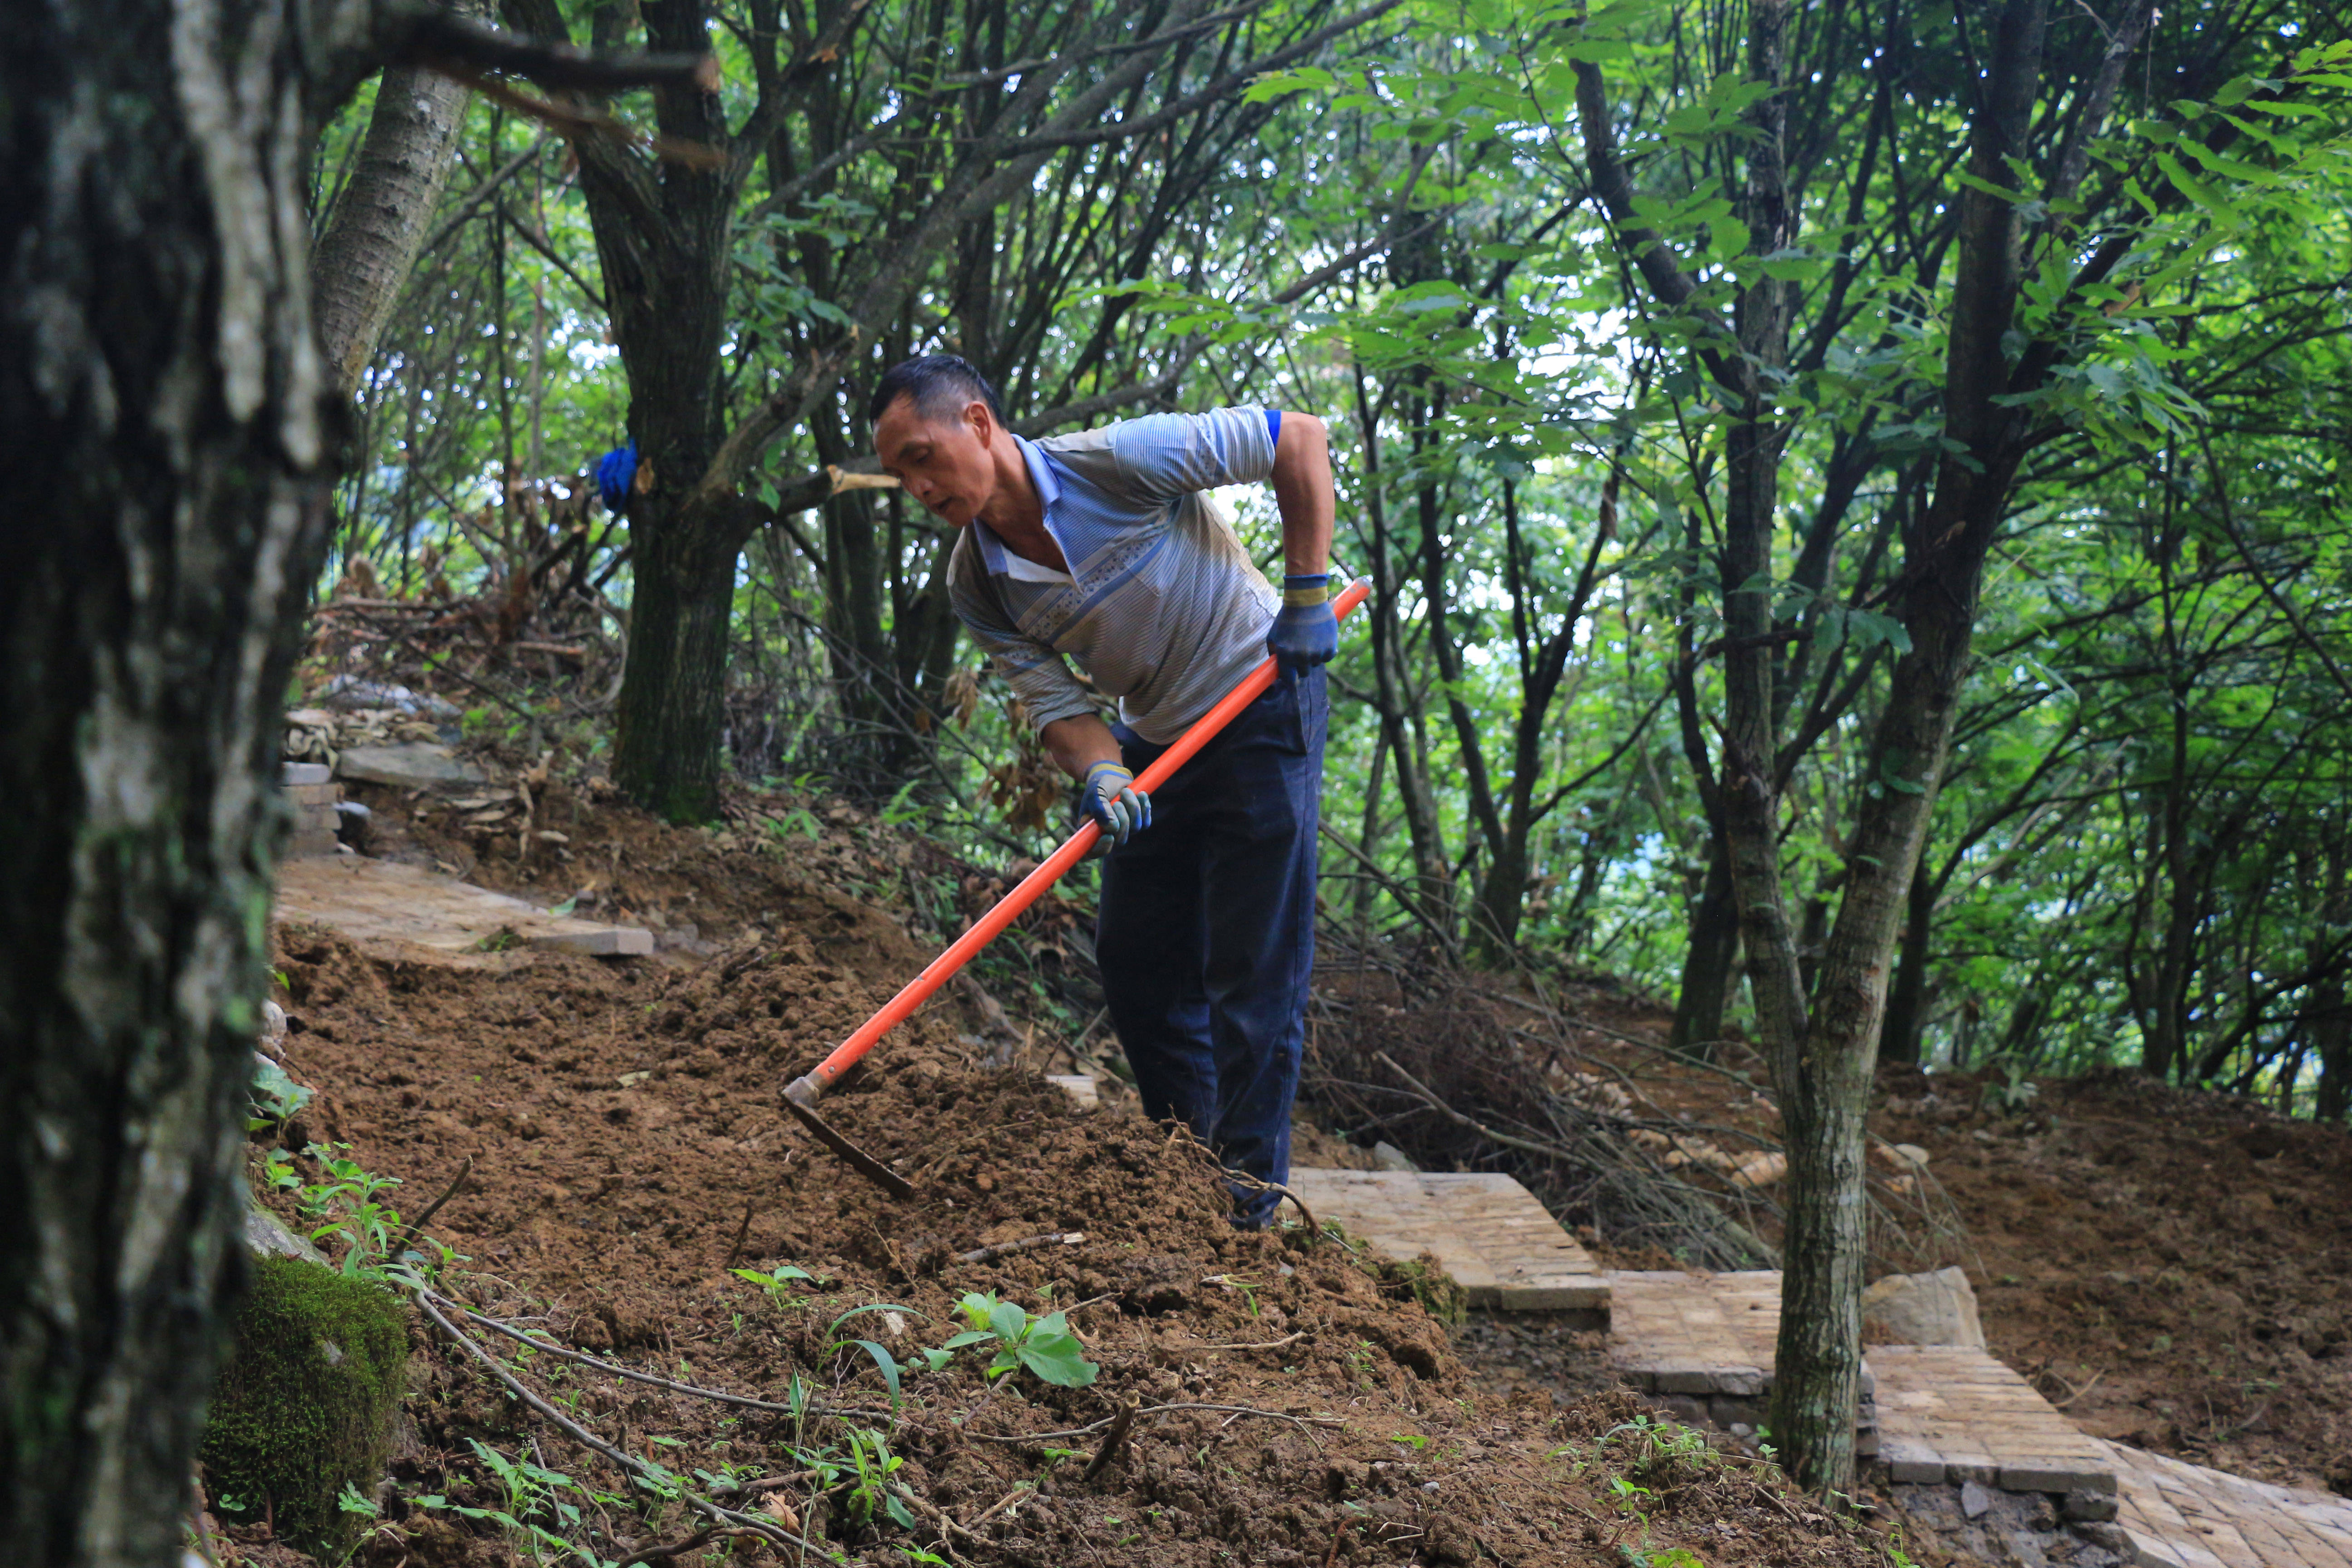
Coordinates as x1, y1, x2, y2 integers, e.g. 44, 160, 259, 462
1082, 760, 1152, 847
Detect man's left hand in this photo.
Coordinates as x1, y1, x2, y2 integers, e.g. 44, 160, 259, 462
1266, 574, 1338, 676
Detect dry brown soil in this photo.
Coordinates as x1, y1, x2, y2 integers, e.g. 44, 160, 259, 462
235, 793, 1894, 1568
240, 783, 2352, 1567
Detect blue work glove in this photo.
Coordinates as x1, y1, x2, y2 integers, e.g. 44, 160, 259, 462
1266, 573, 1339, 677
1081, 760, 1152, 847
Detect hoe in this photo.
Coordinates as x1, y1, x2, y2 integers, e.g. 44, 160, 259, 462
779, 576, 1375, 1197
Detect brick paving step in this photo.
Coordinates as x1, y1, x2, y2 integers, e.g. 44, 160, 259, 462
1286, 1169, 1608, 1314
1605, 1269, 1877, 1447
1596, 1267, 2352, 1566
1872, 1344, 2114, 1495
2106, 1440, 2352, 1568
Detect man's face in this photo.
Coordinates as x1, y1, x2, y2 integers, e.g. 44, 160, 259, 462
874, 396, 996, 526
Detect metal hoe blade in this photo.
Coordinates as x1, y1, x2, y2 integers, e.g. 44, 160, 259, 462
779, 1081, 914, 1200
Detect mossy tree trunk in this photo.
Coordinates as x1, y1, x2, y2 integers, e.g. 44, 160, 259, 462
0, 3, 686, 1556
0, 0, 341, 1558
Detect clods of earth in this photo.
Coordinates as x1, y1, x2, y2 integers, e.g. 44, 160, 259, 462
241, 898, 1900, 1567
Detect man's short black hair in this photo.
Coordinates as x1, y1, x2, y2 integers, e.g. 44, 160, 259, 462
868, 353, 1005, 428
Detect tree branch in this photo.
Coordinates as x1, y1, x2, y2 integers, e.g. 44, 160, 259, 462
998, 0, 1409, 156
397, 7, 718, 93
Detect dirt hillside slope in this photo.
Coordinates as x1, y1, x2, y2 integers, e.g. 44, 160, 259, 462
243, 867, 1895, 1567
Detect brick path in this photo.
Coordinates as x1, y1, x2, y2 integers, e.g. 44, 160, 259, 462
1260, 1177, 2352, 1564
1606, 1269, 1879, 1450
1872, 1345, 2112, 1494
1287, 1169, 1608, 1312
2107, 1441, 2352, 1568
1598, 1265, 2352, 1563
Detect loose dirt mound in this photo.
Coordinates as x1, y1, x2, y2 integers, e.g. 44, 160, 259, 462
252, 904, 1894, 1567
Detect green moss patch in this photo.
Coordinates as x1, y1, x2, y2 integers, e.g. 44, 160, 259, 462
200, 1256, 410, 1553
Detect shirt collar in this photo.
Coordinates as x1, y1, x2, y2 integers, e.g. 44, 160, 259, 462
972, 435, 1066, 577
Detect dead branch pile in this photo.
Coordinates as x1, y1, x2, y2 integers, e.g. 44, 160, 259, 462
1302, 935, 1978, 1277
304, 480, 628, 742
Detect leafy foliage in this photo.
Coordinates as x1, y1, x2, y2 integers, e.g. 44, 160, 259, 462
935, 1291, 1101, 1388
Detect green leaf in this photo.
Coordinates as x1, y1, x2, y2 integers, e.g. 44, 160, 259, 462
1010, 1316, 1099, 1388
1846, 608, 1914, 655
843, 1339, 904, 1406
828, 1301, 926, 1338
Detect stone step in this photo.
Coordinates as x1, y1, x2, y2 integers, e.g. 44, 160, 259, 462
1872, 1344, 2114, 1495
274, 855, 652, 957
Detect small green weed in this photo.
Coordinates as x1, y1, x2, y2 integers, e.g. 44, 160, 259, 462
1980, 1051, 2040, 1113
267, 1143, 457, 1283
731, 1264, 818, 1312
249, 1055, 313, 1134
842, 1427, 915, 1528
932, 1291, 1099, 1387
413, 1439, 625, 1567
822, 1300, 926, 1408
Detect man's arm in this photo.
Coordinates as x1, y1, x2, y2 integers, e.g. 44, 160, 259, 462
1270, 412, 1333, 578
1041, 714, 1123, 779
1265, 412, 1339, 676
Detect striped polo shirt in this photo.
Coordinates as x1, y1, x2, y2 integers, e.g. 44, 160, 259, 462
947, 407, 1283, 745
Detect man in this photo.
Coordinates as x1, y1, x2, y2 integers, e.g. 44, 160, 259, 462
868, 354, 1338, 1226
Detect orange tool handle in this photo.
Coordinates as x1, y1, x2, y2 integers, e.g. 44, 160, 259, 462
783, 575, 1373, 1107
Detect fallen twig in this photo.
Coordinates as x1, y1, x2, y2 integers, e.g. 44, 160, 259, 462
415, 1292, 792, 1550
1374, 1050, 1578, 1163
723, 1199, 755, 1271
708, 1468, 821, 1496
1220, 1163, 1321, 1238
964, 1482, 1034, 1532
1081, 1395, 1140, 1481
2049, 1368, 2104, 1409
612, 1524, 771, 1567
428, 1289, 807, 1414
960, 1398, 1346, 1445
1202, 1330, 1306, 1352
391, 1155, 472, 1259
955, 1230, 1086, 1265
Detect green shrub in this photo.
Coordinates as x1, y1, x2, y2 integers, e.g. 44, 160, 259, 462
199, 1255, 410, 1553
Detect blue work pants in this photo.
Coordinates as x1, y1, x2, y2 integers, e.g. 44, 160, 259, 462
1095, 669, 1326, 1226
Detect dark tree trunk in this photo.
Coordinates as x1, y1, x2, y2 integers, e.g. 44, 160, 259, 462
1670, 828, 1741, 1058
1880, 846, 1936, 1067
2307, 840, 2352, 1121
1353, 373, 1453, 934
309, 57, 473, 397
2312, 982, 2352, 1123
510, 0, 741, 822
0, 0, 339, 1555
612, 505, 739, 819
1574, 0, 2149, 1492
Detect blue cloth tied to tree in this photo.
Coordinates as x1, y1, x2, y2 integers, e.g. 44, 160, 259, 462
596, 441, 637, 514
